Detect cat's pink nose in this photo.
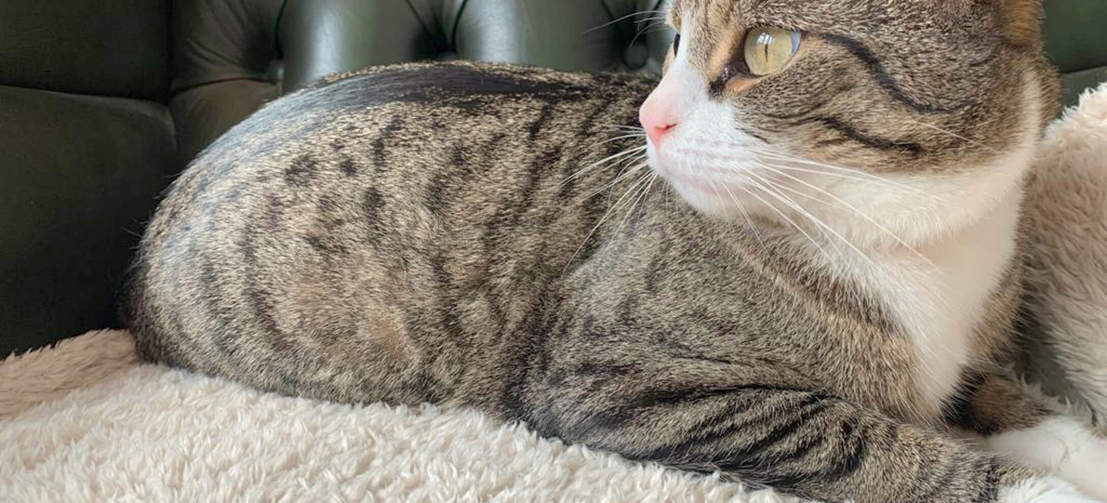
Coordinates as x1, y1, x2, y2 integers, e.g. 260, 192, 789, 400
639, 98, 679, 147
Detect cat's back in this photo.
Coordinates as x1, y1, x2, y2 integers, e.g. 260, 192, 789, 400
125, 62, 655, 404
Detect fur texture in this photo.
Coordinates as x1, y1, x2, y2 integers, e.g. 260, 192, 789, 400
122, 1, 1103, 502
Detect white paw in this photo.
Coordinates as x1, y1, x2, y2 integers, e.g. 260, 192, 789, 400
999, 476, 1104, 503
987, 417, 1107, 500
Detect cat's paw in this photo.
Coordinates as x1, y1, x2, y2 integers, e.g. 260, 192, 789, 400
998, 477, 1104, 503
987, 417, 1107, 500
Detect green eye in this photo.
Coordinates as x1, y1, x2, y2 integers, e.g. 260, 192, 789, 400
743, 27, 802, 76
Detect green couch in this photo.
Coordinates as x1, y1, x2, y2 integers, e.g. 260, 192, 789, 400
2, 0, 1105, 356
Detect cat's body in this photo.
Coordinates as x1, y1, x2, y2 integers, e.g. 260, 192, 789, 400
126, 1, 1107, 502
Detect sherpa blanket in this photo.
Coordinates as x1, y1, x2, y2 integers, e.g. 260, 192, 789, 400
3, 83, 1107, 503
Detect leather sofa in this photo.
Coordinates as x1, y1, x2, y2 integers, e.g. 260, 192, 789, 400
2, 0, 1105, 355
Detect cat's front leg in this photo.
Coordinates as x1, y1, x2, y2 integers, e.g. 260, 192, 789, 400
948, 373, 1107, 500
520, 371, 1096, 503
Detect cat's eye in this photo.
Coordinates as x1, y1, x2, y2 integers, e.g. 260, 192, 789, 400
672, 33, 681, 55
743, 27, 802, 77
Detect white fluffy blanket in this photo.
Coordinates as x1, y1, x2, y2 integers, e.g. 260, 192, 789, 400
0, 330, 797, 502
2, 84, 1106, 502
1022, 83, 1107, 423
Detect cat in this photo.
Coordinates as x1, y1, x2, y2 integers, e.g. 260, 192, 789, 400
124, 0, 1107, 501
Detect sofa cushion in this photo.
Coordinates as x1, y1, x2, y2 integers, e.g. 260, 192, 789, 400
0, 87, 175, 354
0, 0, 170, 101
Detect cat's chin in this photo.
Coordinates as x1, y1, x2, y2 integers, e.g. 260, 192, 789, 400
648, 161, 785, 224
648, 157, 754, 221
659, 174, 762, 222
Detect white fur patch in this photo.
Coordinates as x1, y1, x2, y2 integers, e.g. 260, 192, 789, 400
829, 179, 1024, 418
987, 416, 1107, 500
998, 476, 1102, 503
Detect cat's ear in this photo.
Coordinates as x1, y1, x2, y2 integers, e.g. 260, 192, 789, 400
995, 0, 1045, 47
938, 0, 1044, 47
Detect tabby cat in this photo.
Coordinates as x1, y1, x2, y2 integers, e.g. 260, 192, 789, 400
124, 0, 1107, 501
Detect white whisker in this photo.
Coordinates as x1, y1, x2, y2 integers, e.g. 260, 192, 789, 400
592, 133, 648, 147
583, 10, 665, 34
562, 168, 653, 274
745, 174, 875, 267
563, 144, 647, 186
904, 119, 995, 153
586, 156, 650, 198
751, 149, 939, 200
719, 182, 768, 253
618, 172, 658, 231
734, 179, 835, 262
694, 139, 938, 200
757, 163, 935, 268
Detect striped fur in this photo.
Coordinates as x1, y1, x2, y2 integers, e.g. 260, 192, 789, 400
125, 2, 1103, 502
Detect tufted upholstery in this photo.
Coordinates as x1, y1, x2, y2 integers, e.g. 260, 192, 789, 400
1, 0, 1105, 355
172, 0, 674, 161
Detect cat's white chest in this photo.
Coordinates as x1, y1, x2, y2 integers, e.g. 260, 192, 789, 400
838, 192, 1022, 415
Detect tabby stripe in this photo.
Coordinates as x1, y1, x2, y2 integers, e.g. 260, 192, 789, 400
197, 199, 245, 362
482, 141, 554, 336
765, 427, 827, 466
240, 212, 284, 349
371, 117, 405, 170
571, 383, 728, 441
171, 256, 234, 371
503, 287, 565, 425
735, 428, 834, 490
529, 330, 571, 432
529, 103, 556, 141
429, 252, 465, 365
824, 418, 868, 481
765, 417, 868, 490
361, 186, 385, 238
284, 154, 318, 187
914, 448, 964, 502
819, 33, 953, 114
643, 236, 671, 293
630, 392, 827, 462
739, 127, 771, 144
561, 98, 620, 201
236, 196, 313, 392
571, 387, 741, 440
713, 399, 833, 468
974, 458, 1001, 503
800, 115, 923, 155
425, 141, 467, 214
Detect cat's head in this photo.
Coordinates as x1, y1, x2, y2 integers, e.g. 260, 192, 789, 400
640, 0, 1059, 247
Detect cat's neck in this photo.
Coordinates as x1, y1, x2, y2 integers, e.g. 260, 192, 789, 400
801, 145, 1033, 420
